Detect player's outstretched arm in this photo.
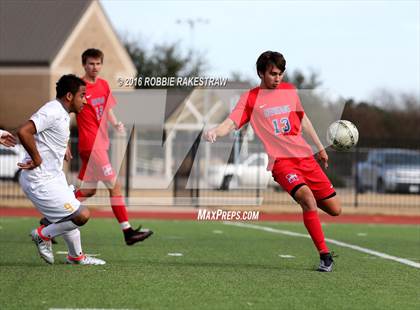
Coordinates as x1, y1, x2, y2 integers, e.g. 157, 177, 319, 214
302, 114, 328, 168
204, 118, 237, 143
0, 129, 17, 147
17, 121, 42, 169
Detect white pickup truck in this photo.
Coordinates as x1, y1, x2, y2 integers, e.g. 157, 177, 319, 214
207, 153, 276, 189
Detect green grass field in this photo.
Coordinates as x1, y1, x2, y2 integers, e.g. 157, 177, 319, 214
0, 217, 419, 310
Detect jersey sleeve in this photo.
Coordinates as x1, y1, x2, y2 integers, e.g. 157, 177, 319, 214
106, 92, 117, 110
30, 104, 57, 133
103, 79, 116, 110
228, 92, 253, 129
294, 88, 305, 120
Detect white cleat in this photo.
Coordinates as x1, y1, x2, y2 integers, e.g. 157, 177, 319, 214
66, 255, 106, 265
31, 229, 54, 264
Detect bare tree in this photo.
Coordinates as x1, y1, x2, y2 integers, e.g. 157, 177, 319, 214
123, 37, 207, 88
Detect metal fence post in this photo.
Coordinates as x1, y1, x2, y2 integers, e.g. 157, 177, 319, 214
195, 146, 200, 208
125, 127, 132, 202
354, 146, 359, 207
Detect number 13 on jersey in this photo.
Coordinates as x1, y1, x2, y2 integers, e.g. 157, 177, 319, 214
272, 117, 291, 134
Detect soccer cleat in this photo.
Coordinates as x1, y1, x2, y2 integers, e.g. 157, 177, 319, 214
124, 226, 154, 246
317, 252, 334, 272
31, 229, 54, 264
66, 254, 106, 265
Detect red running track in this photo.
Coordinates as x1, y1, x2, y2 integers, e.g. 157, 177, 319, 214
0, 207, 419, 225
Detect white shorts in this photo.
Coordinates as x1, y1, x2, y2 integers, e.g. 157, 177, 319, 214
20, 171, 81, 223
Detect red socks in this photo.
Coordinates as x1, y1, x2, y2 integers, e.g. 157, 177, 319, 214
303, 210, 329, 254
110, 196, 130, 230
75, 190, 131, 230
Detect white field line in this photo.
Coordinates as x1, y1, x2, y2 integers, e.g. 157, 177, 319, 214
224, 221, 420, 269
167, 253, 183, 256
279, 255, 295, 258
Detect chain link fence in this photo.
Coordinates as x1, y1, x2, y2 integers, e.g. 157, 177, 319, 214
1, 136, 420, 210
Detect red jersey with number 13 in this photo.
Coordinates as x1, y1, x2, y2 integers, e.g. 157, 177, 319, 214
229, 82, 314, 168
77, 78, 115, 152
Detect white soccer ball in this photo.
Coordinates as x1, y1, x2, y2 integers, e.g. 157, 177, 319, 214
326, 120, 359, 151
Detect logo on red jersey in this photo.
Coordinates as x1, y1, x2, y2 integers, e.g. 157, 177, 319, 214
286, 173, 299, 183
263, 105, 290, 118
102, 164, 113, 177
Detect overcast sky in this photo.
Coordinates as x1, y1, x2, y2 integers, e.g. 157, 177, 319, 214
101, 0, 419, 102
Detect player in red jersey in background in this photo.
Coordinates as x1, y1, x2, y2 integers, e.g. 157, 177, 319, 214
204, 51, 341, 272
74, 48, 153, 245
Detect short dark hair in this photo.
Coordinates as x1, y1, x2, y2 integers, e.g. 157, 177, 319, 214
256, 51, 286, 76
56, 74, 85, 98
82, 48, 104, 64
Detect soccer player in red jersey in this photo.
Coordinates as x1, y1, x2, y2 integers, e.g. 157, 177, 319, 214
74, 48, 153, 245
204, 51, 341, 272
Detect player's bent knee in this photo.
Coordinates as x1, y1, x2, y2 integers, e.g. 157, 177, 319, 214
107, 181, 122, 196
329, 208, 341, 216
330, 198, 342, 216
83, 189, 96, 197
321, 197, 342, 216
334, 206, 342, 216
72, 207, 90, 226
109, 188, 122, 197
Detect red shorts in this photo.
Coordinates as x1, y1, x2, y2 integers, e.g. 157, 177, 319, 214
78, 150, 116, 182
271, 156, 335, 201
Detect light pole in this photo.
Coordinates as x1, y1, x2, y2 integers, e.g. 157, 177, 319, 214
176, 18, 209, 52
